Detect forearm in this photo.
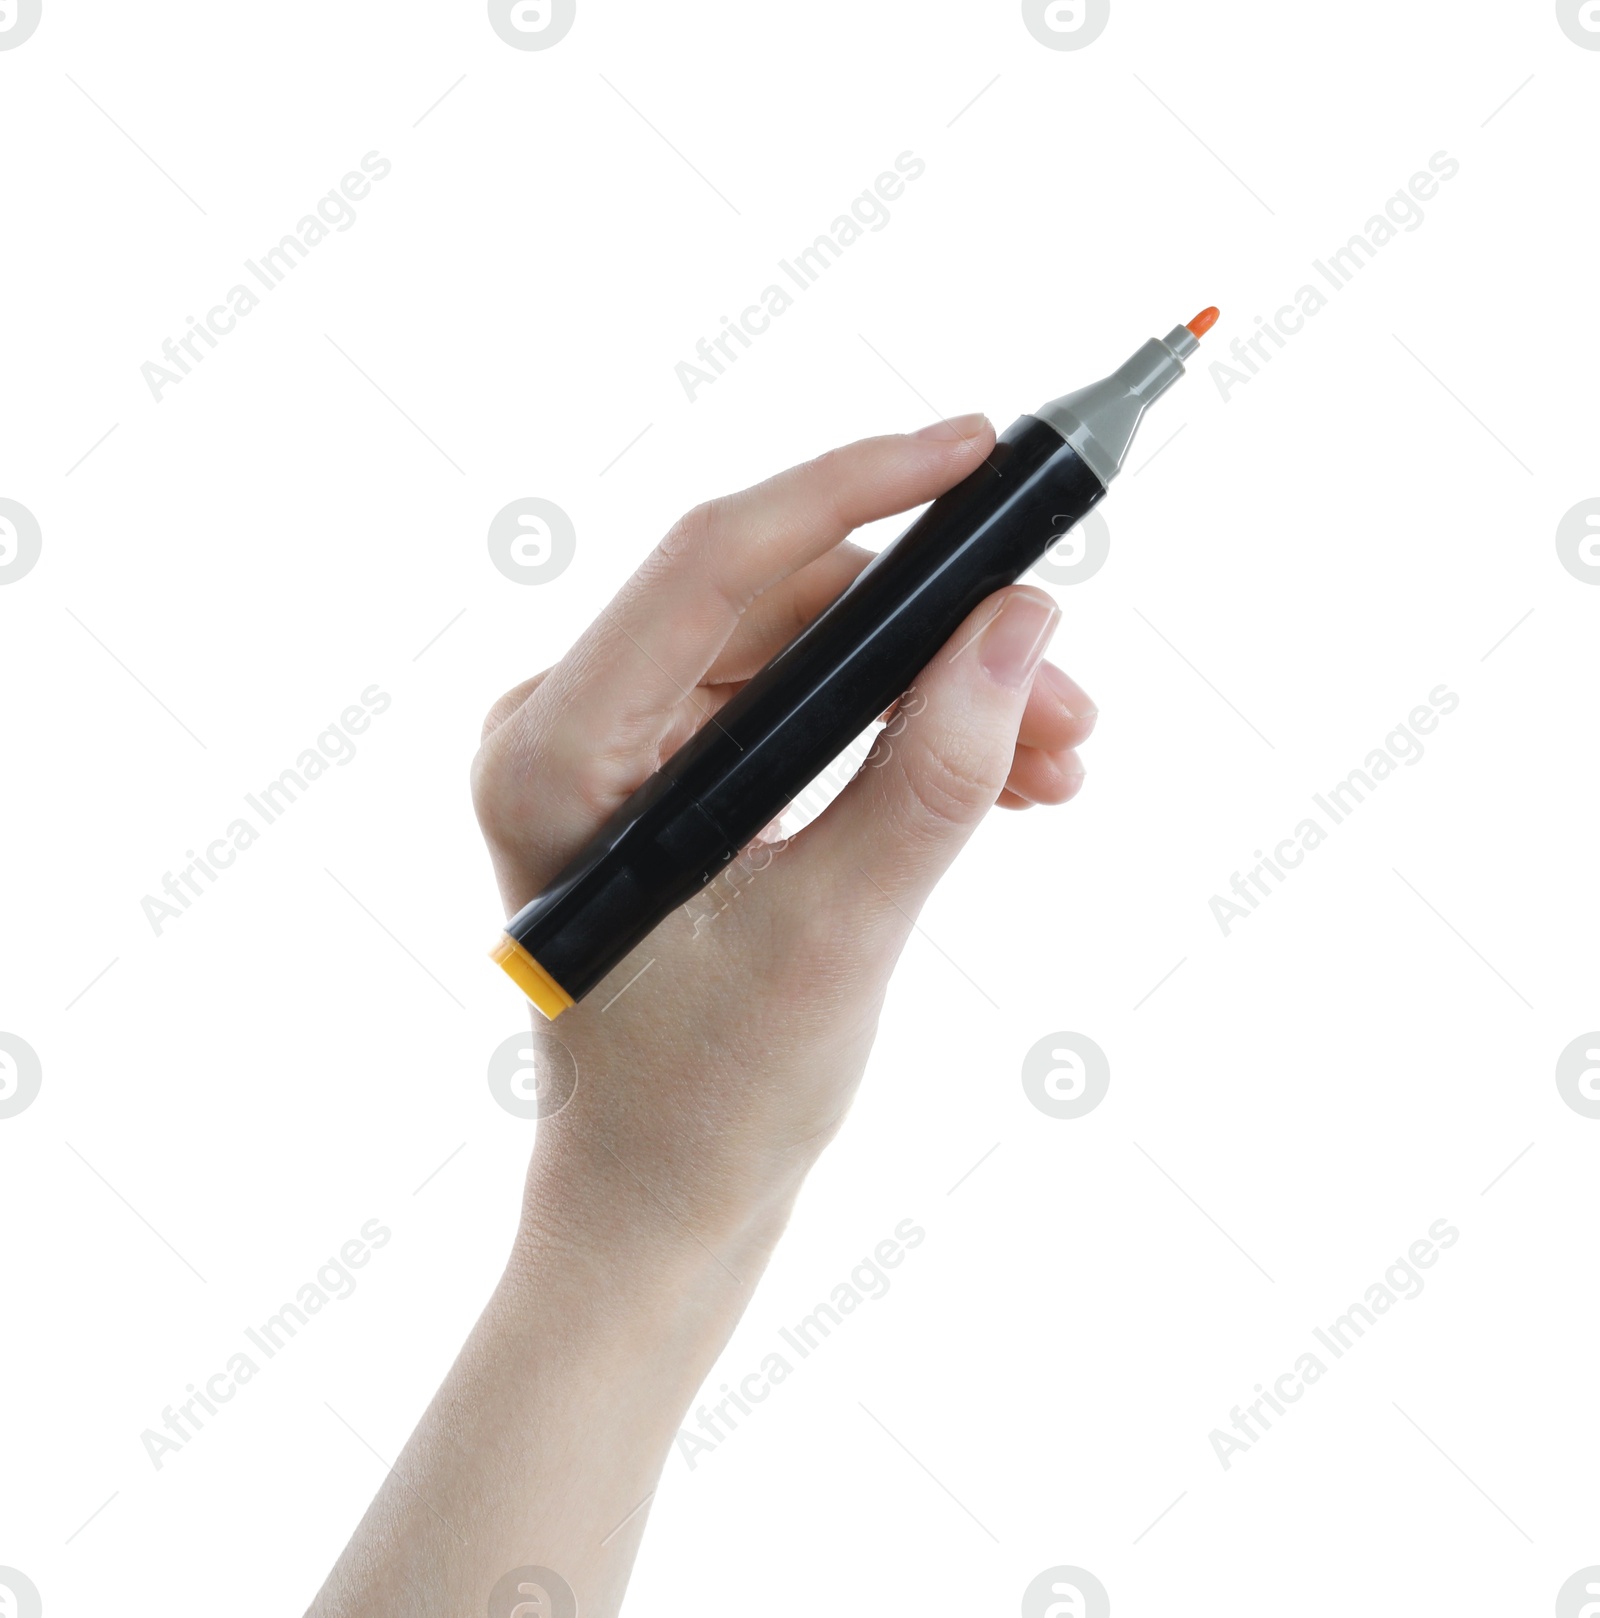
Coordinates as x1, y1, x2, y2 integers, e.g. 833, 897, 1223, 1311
308, 1151, 797, 1617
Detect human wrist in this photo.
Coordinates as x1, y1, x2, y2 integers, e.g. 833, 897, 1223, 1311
524, 1095, 817, 1247
506, 1135, 800, 1356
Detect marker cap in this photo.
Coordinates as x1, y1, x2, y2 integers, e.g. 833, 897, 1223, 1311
491, 933, 575, 1020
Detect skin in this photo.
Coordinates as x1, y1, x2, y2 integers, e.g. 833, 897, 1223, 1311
308, 413, 1098, 1616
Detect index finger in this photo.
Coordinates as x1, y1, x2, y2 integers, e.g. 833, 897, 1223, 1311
497, 415, 997, 840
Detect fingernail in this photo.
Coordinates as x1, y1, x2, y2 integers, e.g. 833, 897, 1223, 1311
979, 590, 1060, 691
914, 412, 990, 441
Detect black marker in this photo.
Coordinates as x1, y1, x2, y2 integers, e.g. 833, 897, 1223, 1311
494, 309, 1220, 1017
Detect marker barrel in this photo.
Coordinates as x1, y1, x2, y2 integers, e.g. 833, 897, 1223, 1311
502, 414, 1106, 1011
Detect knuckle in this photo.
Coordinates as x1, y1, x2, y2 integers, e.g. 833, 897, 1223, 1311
801, 447, 855, 530
897, 733, 1006, 833
651, 496, 755, 617
471, 706, 638, 843
563, 745, 635, 820
649, 498, 752, 616
479, 671, 551, 744
480, 693, 521, 745
658, 498, 720, 564
469, 740, 518, 841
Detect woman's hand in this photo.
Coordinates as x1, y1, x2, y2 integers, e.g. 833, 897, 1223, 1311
311, 415, 1098, 1618
472, 413, 1097, 1260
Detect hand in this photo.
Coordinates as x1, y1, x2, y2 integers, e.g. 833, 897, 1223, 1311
471, 413, 1098, 1259
313, 415, 1101, 1618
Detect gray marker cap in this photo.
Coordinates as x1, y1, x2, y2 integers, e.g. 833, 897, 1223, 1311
1036, 322, 1201, 486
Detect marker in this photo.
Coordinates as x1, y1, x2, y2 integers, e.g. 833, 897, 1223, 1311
494, 311, 1219, 1018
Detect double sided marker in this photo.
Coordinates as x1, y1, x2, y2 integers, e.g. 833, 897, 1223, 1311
495, 311, 1220, 1018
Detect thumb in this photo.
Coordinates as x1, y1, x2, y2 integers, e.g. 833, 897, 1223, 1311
794, 585, 1061, 921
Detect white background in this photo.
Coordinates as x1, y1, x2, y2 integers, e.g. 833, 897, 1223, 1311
2, 2, 1598, 1613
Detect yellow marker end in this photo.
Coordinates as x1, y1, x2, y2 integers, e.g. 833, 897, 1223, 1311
491, 934, 574, 1021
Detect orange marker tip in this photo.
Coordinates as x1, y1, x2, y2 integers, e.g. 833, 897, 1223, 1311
1186, 306, 1221, 339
